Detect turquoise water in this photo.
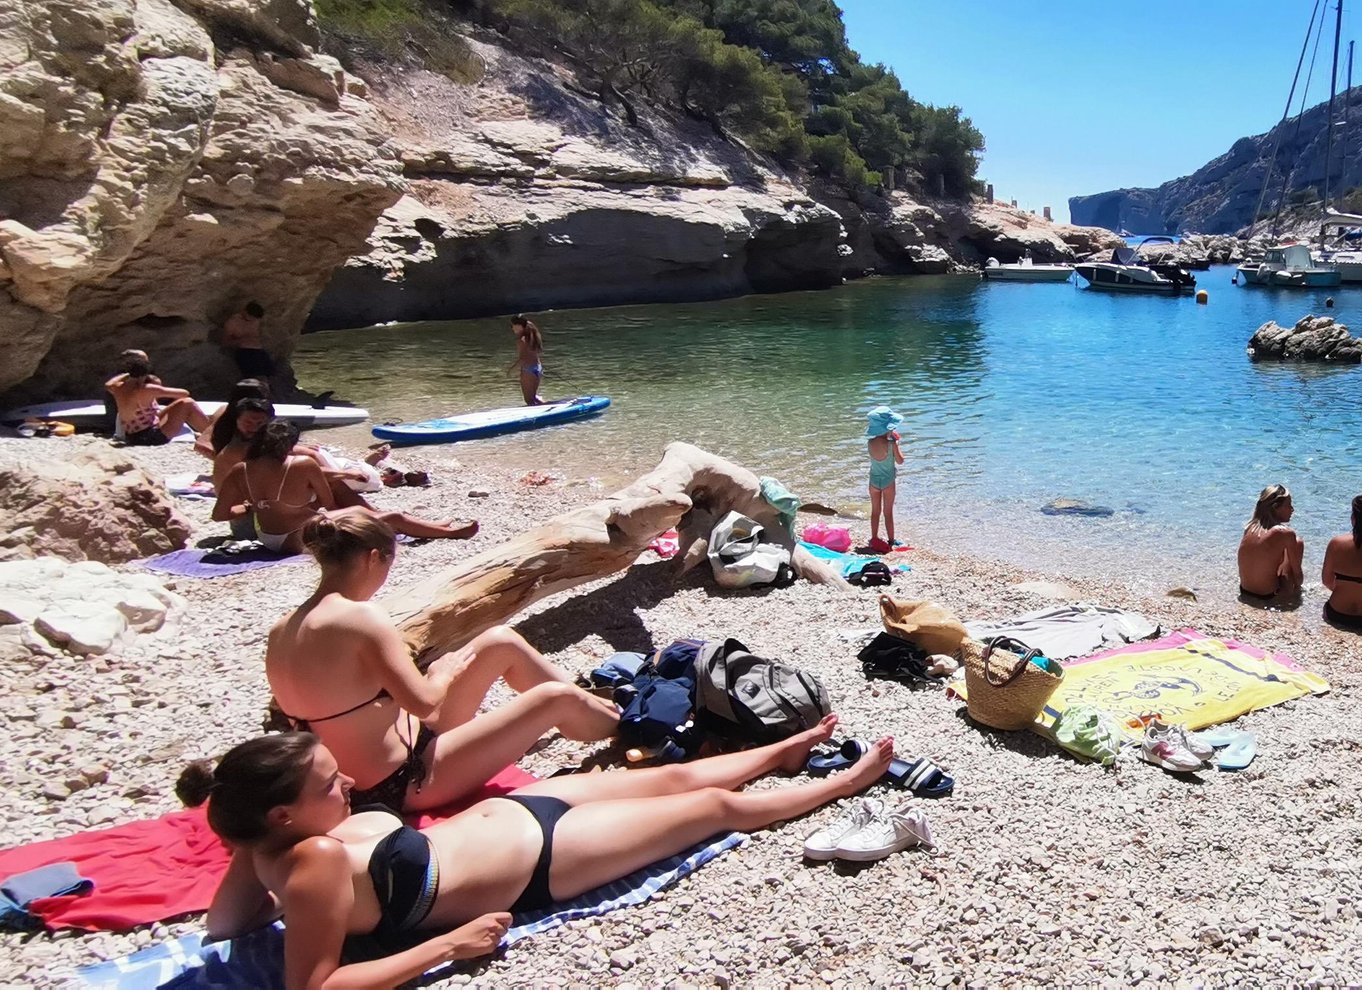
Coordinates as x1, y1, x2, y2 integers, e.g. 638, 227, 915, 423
295, 269, 1362, 588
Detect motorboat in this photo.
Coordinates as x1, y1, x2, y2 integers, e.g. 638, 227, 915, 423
1236, 244, 1341, 288
981, 252, 1074, 283
1073, 237, 1197, 294
1324, 250, 1362, 283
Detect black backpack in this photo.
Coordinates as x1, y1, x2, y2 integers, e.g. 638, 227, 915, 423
693, 639, 830, 743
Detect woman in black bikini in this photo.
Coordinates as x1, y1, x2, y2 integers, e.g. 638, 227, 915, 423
265, 512, 618, 814
1322, 495, 1362, 632
178, 723, 892, 985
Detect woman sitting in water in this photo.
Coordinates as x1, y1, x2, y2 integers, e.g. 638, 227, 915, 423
265, 512, 617, 813
1322, 495, 1362, 632
105, 349, 209, 445
212, 420, 475, 552
178, 722, 888, 983
1237, 484, 1304, 603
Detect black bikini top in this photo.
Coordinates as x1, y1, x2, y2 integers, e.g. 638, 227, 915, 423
343, 810, 440, 961
282, 689, 390, 731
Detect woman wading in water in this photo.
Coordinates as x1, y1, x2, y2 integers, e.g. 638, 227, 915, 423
508, 315, 544, 406
265, 512, 618, 812
178, 722, 890, 985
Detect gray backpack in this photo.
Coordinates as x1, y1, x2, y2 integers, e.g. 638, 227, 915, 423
693, 639, 830, 742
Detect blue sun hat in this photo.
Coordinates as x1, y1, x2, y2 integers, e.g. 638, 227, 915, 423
865, 405, 903, 438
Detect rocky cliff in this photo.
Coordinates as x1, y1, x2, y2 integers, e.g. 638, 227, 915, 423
308, 28, 1122, 329
0, 3, 1120, 402
0, 0, 403, 403
1069, 87, 1362, 235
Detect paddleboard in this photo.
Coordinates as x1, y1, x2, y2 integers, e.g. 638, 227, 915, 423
1, 400, 369, 430
372, 396, 611, 445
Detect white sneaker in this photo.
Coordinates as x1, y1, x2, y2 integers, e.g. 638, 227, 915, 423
1141, 720, 1205, 772
1176, 726, 1215, 761
803, 797, 883, 861
833, 802, 934, 862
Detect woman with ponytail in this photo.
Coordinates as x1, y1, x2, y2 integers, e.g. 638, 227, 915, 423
264, 512, 618, 816
179, 722, 887, 984
1322, 495, 1362, 632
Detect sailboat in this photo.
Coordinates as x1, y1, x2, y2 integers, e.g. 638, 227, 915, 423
1239, 0, 1346, 289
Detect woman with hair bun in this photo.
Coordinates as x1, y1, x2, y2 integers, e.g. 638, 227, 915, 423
212, 420, 475, 552
179, 722, 886, 984
265, 512, 617, 815
1322, 495, 1362, 632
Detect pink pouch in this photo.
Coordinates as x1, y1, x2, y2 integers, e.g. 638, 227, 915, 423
802, 522, 852, 553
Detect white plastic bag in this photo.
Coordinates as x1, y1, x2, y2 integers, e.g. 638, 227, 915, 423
708, 511, 791, 589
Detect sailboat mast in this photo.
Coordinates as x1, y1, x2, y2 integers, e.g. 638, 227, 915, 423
1322, 0, 1343, 208
1344, 41, 1356, 212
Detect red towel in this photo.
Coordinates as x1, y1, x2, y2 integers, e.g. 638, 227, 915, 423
0, 766, 536, 931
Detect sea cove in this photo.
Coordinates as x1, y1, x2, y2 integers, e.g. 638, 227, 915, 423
299, 268, 1362, 592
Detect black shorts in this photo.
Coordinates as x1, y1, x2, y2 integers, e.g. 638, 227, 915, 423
124, 427, 170, 446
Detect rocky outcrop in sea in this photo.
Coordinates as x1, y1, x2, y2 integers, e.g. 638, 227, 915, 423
1248, 315, 1362, 364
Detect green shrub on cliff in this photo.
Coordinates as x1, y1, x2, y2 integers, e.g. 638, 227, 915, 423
316, 0, 484, 82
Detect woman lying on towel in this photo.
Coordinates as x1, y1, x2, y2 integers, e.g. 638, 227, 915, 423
1322, 495, 1362, 632
1237, 484, 1304, 604
212, 421, 474, 552
178, 724, 888, 984
264, 511, 617, 815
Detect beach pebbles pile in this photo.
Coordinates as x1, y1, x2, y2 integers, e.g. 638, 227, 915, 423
2, 435, 1359, 988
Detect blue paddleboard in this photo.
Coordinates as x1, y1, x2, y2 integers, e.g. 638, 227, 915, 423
372, 396, 610, 445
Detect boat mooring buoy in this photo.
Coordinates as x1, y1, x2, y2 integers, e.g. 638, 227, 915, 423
1196, 289, 1208, 305
1326, 297, 1335, 309
1232, 275, 1239, 285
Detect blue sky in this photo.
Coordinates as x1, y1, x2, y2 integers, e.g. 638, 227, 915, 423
838, 0, 1359, 221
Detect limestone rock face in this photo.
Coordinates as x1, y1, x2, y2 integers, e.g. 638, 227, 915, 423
0, 448, 192, 563
0, 0, 404, 403
1248, 316, 1362, 364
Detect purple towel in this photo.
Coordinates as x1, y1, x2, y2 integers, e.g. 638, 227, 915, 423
140, 546, 308, 578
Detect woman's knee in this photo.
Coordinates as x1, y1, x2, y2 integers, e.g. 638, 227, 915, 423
476, 624, 527, 651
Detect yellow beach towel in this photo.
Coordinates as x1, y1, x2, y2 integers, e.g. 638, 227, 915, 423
954, 628, 1329, 736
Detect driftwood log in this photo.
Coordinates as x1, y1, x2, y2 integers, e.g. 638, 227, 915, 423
387, 442, 846, 667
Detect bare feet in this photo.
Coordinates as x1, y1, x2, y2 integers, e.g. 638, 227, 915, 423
365, 443, 391, 466
440, 519, 478, 539
777, 713, 839, 774
840, 736, 894, 794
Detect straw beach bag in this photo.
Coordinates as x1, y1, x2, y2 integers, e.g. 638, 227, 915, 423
962, 636, 1064, 731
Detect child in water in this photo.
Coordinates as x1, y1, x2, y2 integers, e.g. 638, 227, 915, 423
865, 406, 904, 554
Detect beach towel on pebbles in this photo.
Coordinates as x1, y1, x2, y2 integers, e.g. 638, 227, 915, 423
0, 768, 534, 932
139, 545, 308, 578
964, 602, 1159, 660
73, 833, 748, 990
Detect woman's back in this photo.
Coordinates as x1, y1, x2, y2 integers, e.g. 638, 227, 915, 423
244, 454, 324, 533
1325, 535, 1362, 612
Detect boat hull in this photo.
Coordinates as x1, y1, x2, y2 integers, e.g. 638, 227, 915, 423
982, 267, 1074, 283
1237, 264, 1342, 288
1073, 264, 1184, 293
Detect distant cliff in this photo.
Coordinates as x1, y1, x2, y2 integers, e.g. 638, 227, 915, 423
1070, 87, 1362, 235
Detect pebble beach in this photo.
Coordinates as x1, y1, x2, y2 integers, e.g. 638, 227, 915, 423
2, 434, 1361, 989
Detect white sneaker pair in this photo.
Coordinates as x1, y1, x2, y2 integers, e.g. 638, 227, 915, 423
803, 797, 935, 862
1141, 719, 1213, 772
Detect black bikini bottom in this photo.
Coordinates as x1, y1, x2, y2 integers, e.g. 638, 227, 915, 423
349, 724, 437, 814
1324, 602, 1362, 632
1239, 584, 1276, 603
501, 795, 571, 914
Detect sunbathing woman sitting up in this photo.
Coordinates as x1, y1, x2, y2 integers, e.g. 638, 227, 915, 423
266, 512, 617, 813
1322, 495, 1362, 633
1237, 484, 1304, 604
212, 420, 475, 552
178, 721, 889, 985
105, 349, 209, 445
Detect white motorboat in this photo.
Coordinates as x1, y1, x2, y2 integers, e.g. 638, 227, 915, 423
981, 253, 1074, 283
1072, 237, 1197, 294
1321, 249, 1362, 283
1236, 244, 1341, 288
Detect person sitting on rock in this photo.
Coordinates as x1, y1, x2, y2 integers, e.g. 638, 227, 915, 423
1321, 495, 1362, 632
105, 349, 210, 446
211, 420, 476, 552
222, 302, 276, 380
262, 511, 620, 815
176, 719, 885, 980
1237, 484, 1304, 604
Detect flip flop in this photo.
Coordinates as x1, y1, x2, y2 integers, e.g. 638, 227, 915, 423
1214, 731, 1257, 771
806, 738, 868, 776
885, 757, 955, 797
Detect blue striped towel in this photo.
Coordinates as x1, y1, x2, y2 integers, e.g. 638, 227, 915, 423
73, 832, 747, 990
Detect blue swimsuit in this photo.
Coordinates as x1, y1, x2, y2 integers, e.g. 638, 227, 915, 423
868, 449, 896, 491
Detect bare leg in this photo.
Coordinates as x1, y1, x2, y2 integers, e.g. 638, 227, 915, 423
548, 738, 894, 900
520, 370, 543, 406
327, 479, 371, 509
515, 714, 841, 806
1280, 535, 1305, 596
869, 486, 882, 544
426, 626, 580, 730
327, 505, 476, 540
881, 480, 897, 544
159, 398, 209, 436
404, 682, 618, 811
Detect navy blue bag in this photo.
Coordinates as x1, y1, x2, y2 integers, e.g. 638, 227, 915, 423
615, 639, 706, 760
